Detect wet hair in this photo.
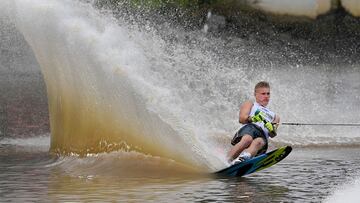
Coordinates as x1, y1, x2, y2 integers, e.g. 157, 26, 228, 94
254, 81, 270, 92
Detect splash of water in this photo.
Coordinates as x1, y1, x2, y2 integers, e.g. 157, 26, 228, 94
325, 175, 360, 203
12, 0, 230, 170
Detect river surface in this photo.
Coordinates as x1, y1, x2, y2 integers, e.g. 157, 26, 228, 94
1, 137, 360, 202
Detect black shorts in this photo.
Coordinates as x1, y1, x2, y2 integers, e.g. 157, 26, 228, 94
231, 123, 268, 155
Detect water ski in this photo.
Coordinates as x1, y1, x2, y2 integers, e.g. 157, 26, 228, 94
215, 146, 292, 177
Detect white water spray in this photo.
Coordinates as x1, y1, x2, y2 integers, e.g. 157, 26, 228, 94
12, 0, 232, 170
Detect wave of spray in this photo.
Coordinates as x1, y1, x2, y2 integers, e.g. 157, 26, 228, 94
12, 0, 230, 170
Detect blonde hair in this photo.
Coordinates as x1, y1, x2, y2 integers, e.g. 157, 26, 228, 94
254, 81, 270, 92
